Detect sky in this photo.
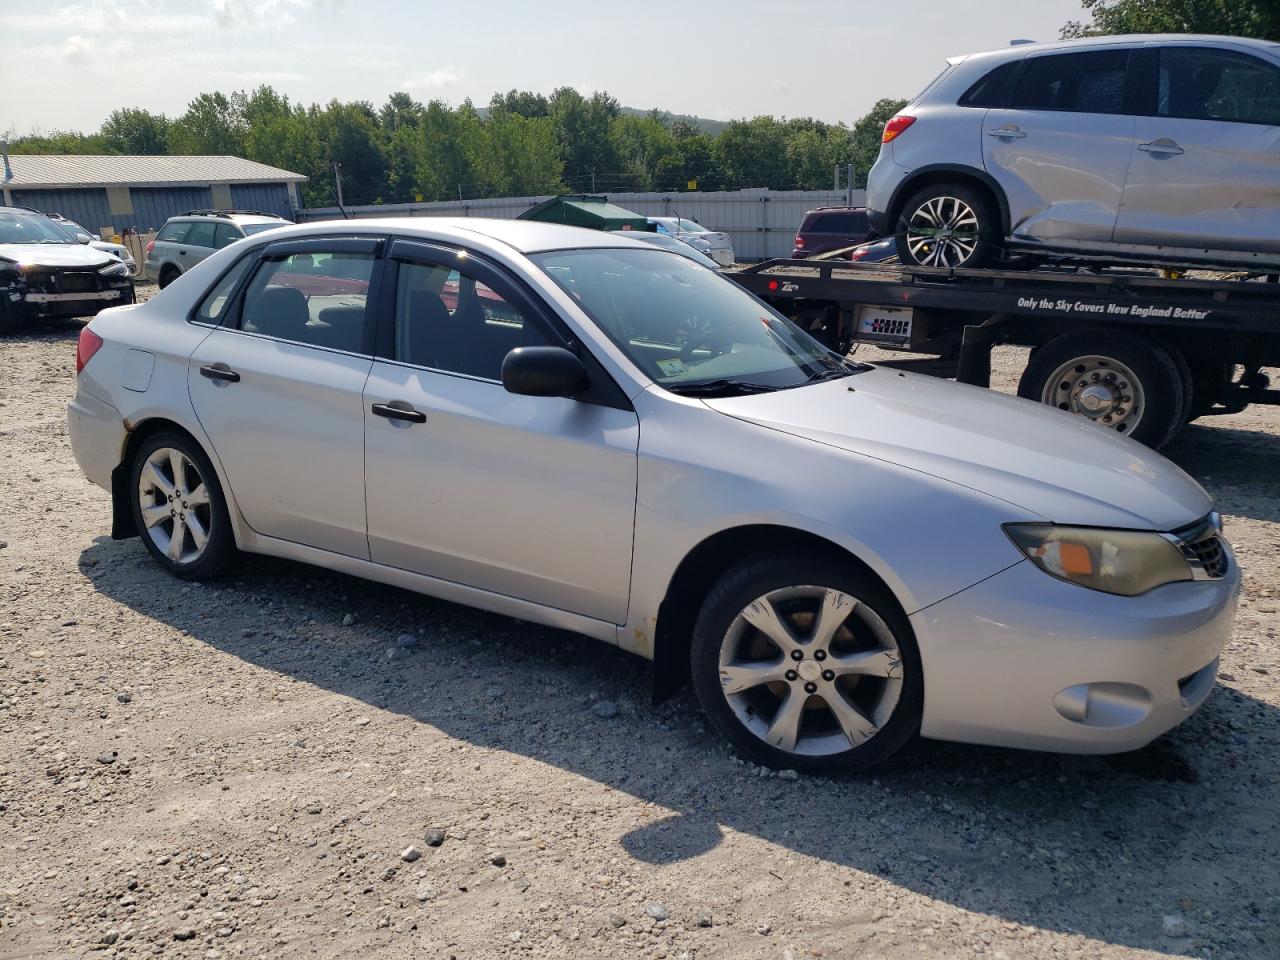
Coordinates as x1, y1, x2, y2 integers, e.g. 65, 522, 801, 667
2, 0, 1088, 137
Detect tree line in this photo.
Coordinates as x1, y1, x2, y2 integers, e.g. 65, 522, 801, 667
6, 87, 905, 208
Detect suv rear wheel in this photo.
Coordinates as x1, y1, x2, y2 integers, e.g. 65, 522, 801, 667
895, 181, 1001, 270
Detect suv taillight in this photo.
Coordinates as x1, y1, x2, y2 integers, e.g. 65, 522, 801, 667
145, 239, 155, 254
76, 328, 104, 374
794, 236, 805, 249
882, 115, 916, 143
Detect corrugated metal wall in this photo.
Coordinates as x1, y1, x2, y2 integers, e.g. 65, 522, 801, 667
299, 188, 867, 260
129, 187, 213, 232
230, 183, 294, 219
11, 188, 115, 233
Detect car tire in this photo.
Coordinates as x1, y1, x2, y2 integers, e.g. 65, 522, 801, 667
157, 265, 180, 289
1017, 329, 1187, 449
895, 181, 1001, 270
129, 431, 238, 579
690, 553, 923, 774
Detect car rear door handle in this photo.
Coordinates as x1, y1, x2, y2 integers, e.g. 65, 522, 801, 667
1137, 138, 1184, 156
371, 401, 426, 424
199, 363, 240, 383
987, 126, 1027, 140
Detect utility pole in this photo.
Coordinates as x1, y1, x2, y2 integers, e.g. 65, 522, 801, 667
332, 162, 344, 208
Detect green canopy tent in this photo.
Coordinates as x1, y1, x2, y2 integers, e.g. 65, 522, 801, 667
517, 194, 650, 231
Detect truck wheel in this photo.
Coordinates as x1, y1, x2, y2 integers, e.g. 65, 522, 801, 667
895, 181, 1001, 270
1017, 329, 1187, 449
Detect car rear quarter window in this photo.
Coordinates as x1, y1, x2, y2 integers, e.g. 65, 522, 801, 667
959, 60, 1022, 107
1013, 50, 1129, 114
194, 254, 256, 325
183, 222, 218, 249
1158, 47, 1280, 125
156, 221, 190, 243
237, 251, 375, 353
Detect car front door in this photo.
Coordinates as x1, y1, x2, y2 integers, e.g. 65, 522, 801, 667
187, 237, 383, 558
1114, 44, 1280, 255
362, 239, 639, 624
982, 48, 1137, 244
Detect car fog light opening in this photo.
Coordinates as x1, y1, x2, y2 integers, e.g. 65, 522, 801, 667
1004, 523, 1193, 596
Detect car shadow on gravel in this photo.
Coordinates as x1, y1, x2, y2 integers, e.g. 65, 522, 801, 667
1165, 422, 1280, 524
81, 537, 1280, 955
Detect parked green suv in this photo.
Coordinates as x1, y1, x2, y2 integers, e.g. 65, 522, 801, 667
143, 210, 290, 287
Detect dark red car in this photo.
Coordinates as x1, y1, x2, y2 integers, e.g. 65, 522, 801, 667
791, 207, 876, 259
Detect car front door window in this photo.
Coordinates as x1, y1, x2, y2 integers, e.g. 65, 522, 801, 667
1158, 47, 1280, 126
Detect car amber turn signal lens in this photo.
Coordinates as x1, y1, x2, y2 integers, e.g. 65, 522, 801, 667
1003, 523, 1193, 596
882, 116, 917, 143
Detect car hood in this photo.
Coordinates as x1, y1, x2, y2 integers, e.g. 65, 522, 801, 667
0, 243, 115, 269
704, 367, 1211, 530
90, 240, 132, 262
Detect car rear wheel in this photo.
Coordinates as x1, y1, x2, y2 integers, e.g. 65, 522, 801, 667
130, 431, 237, 579
690, 554, 923, 774
1017, 329, 1189, 449
157, 265, 180, 289
895, 181, 1001, 270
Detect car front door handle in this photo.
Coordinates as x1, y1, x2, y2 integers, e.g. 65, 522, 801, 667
1137, 138, 1184, 156
988, 126, 1027, 140
199, 363, 240, 383
371, 401, 427, 424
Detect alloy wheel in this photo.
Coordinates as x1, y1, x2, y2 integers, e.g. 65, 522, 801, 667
137, 447, 213, 565
905, 196, 981, 268
717, 585, 904, 757
1041, 355, 1146, 435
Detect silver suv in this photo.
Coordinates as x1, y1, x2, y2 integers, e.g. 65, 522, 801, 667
866, 34, 1280, 271
144, 210, 290, 287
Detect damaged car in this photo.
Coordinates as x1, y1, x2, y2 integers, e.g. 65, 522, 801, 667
0, 206, 134, 329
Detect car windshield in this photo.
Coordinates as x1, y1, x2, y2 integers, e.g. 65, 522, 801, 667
0, 212, 76, 245
610, 231, 720, 270
669, 219, 708, 233
240, 221, 288, 236
532, 247, 860, 394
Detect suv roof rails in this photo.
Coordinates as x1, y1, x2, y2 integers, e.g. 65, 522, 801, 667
181, 209, 283, 219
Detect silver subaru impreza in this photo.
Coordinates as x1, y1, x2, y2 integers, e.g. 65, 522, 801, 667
68, 218, 1239, 772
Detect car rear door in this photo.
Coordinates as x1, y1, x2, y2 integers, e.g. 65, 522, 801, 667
187, 237, 383, 558
982, 47, 1138, 244
180, 221, 218, 269
362, 239, 639, 624
1114, 44, 1280, 255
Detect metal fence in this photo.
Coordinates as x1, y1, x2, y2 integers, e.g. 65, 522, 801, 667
299, 188, 869, 261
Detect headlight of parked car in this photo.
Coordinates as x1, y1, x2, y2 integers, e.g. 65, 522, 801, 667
1003, 523, 1192, 596
98, 261, 131, 278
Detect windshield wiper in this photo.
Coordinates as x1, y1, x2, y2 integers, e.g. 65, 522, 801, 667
665, 379, 778, 398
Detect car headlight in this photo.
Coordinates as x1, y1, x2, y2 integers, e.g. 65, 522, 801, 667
1003, 523, 1192, 596
98, 261, 131, 278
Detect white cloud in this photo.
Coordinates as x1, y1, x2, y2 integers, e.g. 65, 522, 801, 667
401, 68, 462, 91
211, 0, 312, 28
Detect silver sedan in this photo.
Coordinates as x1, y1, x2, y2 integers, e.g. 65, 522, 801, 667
67, 218, 1238, 772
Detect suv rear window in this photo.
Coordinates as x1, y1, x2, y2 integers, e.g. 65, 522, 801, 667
156, 221, 190, 243
806, 212, 868, 234
1013, 50, 1129, 114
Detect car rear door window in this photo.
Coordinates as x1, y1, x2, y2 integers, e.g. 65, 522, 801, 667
156, 221, 190, 243
1158, 47, 1280, 125
393, 259, 554, 380
213, 223, 241, 249
237, 251, 375, 353
183, 221, 218, 249
1013, 50, 1129, 114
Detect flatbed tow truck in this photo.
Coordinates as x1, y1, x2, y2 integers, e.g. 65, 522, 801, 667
728, 258, 1280, 449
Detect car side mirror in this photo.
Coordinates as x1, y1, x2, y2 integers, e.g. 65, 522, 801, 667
77, 233, 92, 245
501, 346, 588, 398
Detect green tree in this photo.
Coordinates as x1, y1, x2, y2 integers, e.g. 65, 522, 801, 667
548, 87, 621, 189
313, 100, 388, 205
99, 108, 170, 154
6, 130, 107, 154
1062, 0, 1280, 39
489, 90, 550, 119
609, 113, 677, 191
168, 92, 246, 154
713, 117, 793, 189
850, 98, 907, 188
379, 92, 424, 133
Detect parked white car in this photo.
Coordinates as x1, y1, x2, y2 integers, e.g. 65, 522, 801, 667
48, 214, 137, 274
68, 218, 1237, 772
648, 217, 734, 267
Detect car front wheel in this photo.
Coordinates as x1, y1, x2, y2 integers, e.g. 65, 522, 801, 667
895, 182, 1000, 270
691, 554, 923, 773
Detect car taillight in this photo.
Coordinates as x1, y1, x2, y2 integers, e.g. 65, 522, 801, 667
794, 236, 805, 249
76, 328, 104, 374
850, 249, 867, 262
145, 239, 155, 254
882, 115, 916, 143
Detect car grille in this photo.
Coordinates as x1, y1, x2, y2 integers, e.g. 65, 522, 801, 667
1174, 517, 1229, 580
59, 272, 99, 293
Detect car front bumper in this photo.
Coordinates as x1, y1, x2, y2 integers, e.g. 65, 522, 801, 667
911, 551, 1240, 754
68, 389, 126, 492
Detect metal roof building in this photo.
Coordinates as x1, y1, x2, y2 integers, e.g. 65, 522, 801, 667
0, 153, 308, 235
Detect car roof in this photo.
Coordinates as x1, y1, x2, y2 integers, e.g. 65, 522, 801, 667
238, 217, 645, 255
954, 33, 1280, 62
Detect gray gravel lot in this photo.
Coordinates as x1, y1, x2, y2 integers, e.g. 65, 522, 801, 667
1, 287, 1277, 959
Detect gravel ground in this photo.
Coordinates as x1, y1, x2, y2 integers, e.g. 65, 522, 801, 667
1, 286, 1278, 959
